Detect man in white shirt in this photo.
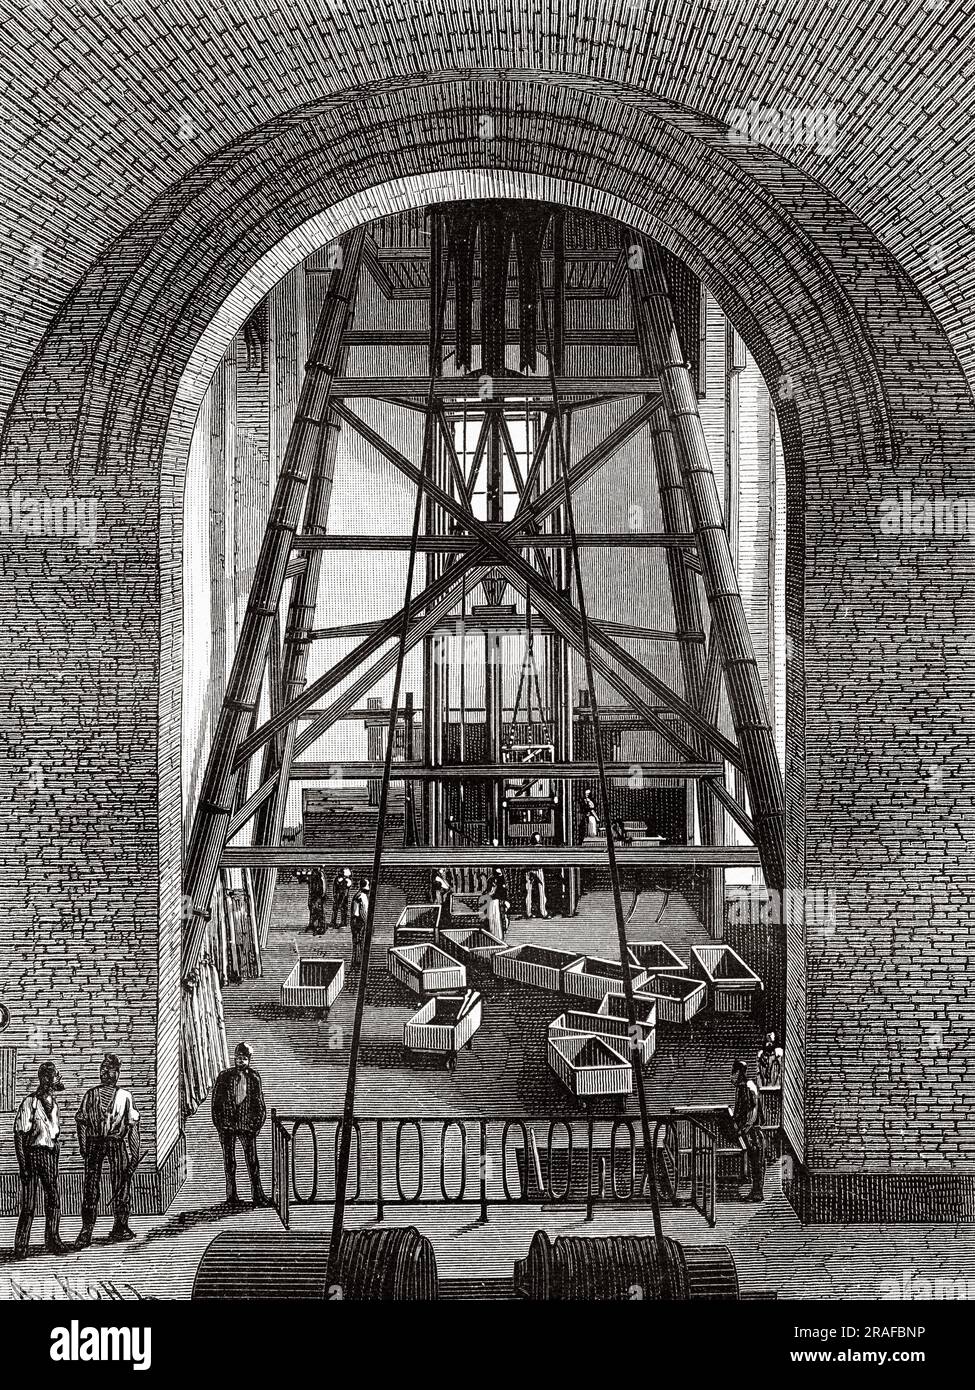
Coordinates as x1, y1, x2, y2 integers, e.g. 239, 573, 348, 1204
74, 1053, 141, 1248
13, 1061, 68, 1258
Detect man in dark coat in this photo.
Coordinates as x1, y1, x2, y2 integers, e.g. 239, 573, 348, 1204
349, 877, 370, 968
330, 867, 353, 931
211, 1042, 271, 1208
307, 866, 327, 935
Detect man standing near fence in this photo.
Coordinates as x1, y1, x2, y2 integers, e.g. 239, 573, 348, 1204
212, 1042, 272, 1209
731, 1058, 766, 1201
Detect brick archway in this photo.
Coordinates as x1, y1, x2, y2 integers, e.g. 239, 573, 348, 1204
2, 72, 972, 1219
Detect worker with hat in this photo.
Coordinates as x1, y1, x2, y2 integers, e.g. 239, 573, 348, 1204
330, 867, 353, 932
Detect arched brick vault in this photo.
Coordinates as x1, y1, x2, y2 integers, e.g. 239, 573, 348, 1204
2, 72, 974, 1215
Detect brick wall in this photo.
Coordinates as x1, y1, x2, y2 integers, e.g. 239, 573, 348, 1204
0, 64, 973, 1219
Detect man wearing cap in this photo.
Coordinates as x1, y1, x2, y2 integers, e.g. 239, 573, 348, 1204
211, 1042, 271, 1208
13, 1061, 68, 1258
75, 1053, 141, 1247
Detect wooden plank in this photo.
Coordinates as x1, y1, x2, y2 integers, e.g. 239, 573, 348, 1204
325, 376, 661, 400
340, 329, 639, 347
221, 845, 763, 869
292, 532, 696, 551
287, 761, 724, 780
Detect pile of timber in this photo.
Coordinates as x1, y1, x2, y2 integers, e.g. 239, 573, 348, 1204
181, 870, 261, 1114
212, 869, 262, 983
181, 953, 229, 1114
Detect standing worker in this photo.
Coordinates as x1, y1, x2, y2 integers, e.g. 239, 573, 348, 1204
488, 867, 510, 939
433, 866, 453, 936
330, 866, 353, 932
524, 833, 549, 919
757, 1032, 784, 1088
307, 865, 328, 935
211, 1043, 271, 1208
75, 1053, 141, 1247
13, 1061, 68, 1258
350, 877, 370, 969
581, 788, 599, 841
731, 1059, 766, 1202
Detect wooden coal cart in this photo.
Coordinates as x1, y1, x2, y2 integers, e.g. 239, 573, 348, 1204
404, 988, 483, 1070
690, 944, 763, 1014
280, 958, 344, 1015
387, 943, 467, 996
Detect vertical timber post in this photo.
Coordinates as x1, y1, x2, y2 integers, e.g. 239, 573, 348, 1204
632, 247, 785, 899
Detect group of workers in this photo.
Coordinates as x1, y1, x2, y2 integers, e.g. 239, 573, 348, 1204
297, 841, 549, 964
432, 833, 549, 939
12, 1053, 141, 1259
297, 866, 370, 966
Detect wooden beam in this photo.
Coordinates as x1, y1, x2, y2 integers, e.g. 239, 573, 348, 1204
221, 845, 763, 869
702, 776, 756, 841
372, 247, 624, 265
290, 704, 682, 723
635, 248, 785, 894
340, 329, 640, 347
251, 331, 354, 950
325, 376, 661, 400
360, 237, 396, 299
288, 760, 724, 781
293, 533, 697, 551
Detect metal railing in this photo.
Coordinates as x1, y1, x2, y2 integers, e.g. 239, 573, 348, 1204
268, 1110, 735, 1230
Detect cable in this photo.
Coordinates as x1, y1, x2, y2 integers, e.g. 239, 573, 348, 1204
537, 258, 665, 1244
326, 222, 453, 1289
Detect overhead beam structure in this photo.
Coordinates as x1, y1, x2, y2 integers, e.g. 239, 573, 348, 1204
325, 375, 661, 399
339, 329, 640, 347
287, 760, 724, 780
221, 845, 764, 869
291, 532, 697, 550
